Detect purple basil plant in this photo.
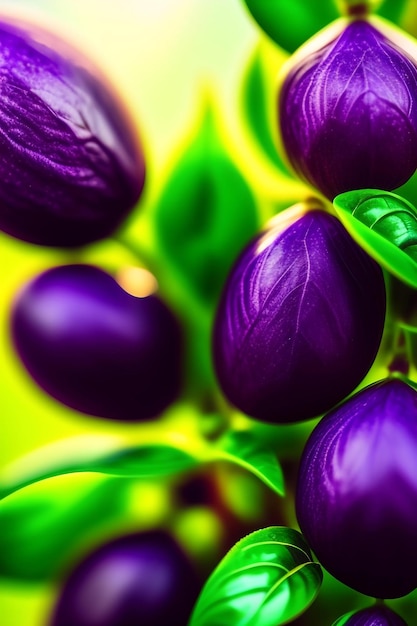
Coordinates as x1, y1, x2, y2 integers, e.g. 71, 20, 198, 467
49, 530, 201, 626
11, 264, 182, 421
333, 604, 407, 626
0, 20, 145, 246
297, 377, 417, 599
279, 20, 417, 199
213, 205, 386, 423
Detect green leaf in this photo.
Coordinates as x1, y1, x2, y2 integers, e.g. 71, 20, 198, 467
378, 0, 417, 38
242, 0, 340, 52
0, 476, 128, 582
332, 611, 356, 626
242, 0, 417, 53
189, 526, 322, 626
216, 430, 285, 497
333, 189, 417, 288
240, 44, 291, 176
0, 435, 200, 500
155, 95, 259, 306
395, 169, 417, 207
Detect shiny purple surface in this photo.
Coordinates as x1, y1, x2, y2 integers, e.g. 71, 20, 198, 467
297, 378, 417, 598
50, 531, 201, 626
334, 604, 407, 625
0, 21, 144, 246
11, 265, 182, 421
279, 21, 417, 199
213, 209, 385, 423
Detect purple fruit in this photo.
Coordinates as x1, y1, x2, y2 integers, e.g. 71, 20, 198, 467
213, 206, 385, 423
333, 604, 407, 625
279, 20, 417, 199
49, 531, 201, 626
11, 264, 182, 421
0, 19, 144, 246
297, 378, 417, 599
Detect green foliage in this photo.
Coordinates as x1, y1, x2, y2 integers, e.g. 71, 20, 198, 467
333, 189, 417, 288
241, 0, 417, 52
0, 439, 200, 500
189, 526, 322, 626
155, 98, 259, 307
216, 430, 285, 497
241, 0, 339, 53
378, 0, 417, 38
0, 477, 127, 582
332, 612, 356, 625
240, 45, 291, 175
0, 426, 285, 502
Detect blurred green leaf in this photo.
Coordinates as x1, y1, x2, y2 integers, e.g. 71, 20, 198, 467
189, 526, 322, 626
0, 477, 127, 582
332, 611, 356, 625
240, 45, 291, 175
216, 430, 285, 497
242, 0, 340, 52
333, 189, 417, 288
377, 0, 410, 23
155, 97, 259, 306
1, 428, 287, 503
0, 437, 200, 500
378, 0, 417, 38
242, 0, 417, 52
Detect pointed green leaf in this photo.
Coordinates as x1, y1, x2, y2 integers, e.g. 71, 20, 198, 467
216, 430, 285, 497
240, 44, 291, 176
1, 429, 286, 504
0, 476, 128, 582
155, 96, 259, 306
242, 0, 417, 52
189, 526, 322, 626
242, 0, 340, 52
333, 189, 417, 288
0, 435, 200, 500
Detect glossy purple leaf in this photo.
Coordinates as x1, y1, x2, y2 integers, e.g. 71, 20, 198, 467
213, 206, 385, 423
297, 378, 417, 599
49, 531, 201, 626
333, 604, 407, 625
11, 265, 182, 421
279, 20, 417, 199
0, 20, 145, 246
